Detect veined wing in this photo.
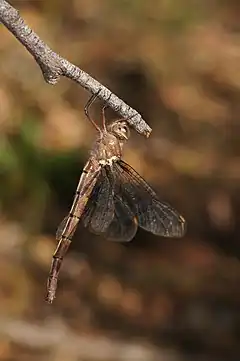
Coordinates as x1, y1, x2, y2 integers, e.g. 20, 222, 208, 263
81, 167, 115, 234
112, 160, 186, 238
56, 215, 78, 241
103, 194, 138, 242
82, 165, 137, 242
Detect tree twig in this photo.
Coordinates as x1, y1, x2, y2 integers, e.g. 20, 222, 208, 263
0, 0, 152, 137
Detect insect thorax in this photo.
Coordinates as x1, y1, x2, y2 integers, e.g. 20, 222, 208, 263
90, 131, 123, 165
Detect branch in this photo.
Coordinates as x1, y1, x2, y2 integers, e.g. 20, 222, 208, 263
0, 0, 152, 137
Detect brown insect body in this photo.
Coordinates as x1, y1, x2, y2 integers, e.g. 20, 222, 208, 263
45, 95, 186, 304
89, 120, 130, 166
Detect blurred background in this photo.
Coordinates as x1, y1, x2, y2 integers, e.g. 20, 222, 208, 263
0, 1, 239, 360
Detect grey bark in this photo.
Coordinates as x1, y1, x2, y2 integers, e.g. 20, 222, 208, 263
0, 0, 152, 136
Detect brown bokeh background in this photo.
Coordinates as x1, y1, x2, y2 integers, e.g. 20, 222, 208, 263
0, 1, 239, 360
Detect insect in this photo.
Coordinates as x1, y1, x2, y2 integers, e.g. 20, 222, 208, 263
46, 93, 186, 303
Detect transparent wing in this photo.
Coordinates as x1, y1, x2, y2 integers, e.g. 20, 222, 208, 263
112, 160, 186, 238
103, 194, 138, 242
81, 167, 114, 234
82, 165, 137, 242
56, 215, 78, 240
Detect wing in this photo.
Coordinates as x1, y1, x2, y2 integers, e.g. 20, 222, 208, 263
56, 215, 78, 240
103, 194, 138, 242
82, 165, 137, 242
112, 160, 186, 238
81, 167, 114, 234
